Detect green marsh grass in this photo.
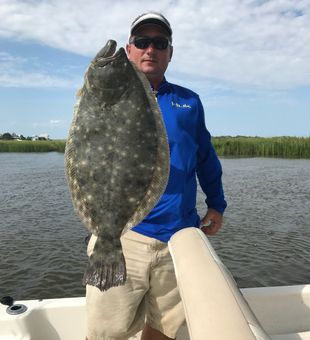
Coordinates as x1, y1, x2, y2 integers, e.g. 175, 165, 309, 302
1, 137, 309, 158
212, 136, 310, 159
0, 140, 66, 153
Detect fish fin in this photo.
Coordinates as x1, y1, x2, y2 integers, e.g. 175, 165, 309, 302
82, 259, 126, 292
82, 237, 126, 292
76, 88, 83, 97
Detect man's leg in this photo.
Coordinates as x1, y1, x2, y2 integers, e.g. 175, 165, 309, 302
85, 231, 150, 339
86, 326, 175, 340
141, 324, 175, 340
144, 240, 185, 340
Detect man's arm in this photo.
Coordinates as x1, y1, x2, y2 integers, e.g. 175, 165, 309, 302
200, 208, 223, 235
195, 99, 227, 235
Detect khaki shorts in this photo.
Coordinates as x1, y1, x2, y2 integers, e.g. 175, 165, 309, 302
86, 230, 185, 340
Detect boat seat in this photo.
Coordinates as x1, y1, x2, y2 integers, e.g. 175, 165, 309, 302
168, 227, 271, 340
271, 331, 310, 340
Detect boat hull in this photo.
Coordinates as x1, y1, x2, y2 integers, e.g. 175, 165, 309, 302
1, 285, 310, 340
1, 228, 309, 339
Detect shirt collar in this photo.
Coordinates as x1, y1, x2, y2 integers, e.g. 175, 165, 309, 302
155, 77, 170, 94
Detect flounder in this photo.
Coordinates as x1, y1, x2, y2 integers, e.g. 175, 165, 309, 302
65, 40, 170, 291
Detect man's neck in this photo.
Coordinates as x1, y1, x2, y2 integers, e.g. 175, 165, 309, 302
147, 75, 164, 91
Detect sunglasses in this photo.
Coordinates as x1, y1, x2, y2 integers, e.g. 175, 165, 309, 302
129, 36, 171, 50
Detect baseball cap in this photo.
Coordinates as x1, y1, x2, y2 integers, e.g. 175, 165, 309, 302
130, 12, 172, 39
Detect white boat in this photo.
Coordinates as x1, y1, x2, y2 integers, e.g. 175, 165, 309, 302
1, 228, 309, 340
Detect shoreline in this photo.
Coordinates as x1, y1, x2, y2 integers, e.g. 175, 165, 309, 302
0, 136, 310, 158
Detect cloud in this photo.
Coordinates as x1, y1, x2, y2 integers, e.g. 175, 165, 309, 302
50, 119, 62, 125
0, 51, 81, 88
0, 70, 78, 88
0, 0, 309, 89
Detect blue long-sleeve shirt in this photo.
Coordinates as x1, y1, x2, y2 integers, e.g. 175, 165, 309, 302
133, 79, 227, 242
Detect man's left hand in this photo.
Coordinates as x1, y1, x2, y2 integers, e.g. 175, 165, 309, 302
200, 208, 223, 235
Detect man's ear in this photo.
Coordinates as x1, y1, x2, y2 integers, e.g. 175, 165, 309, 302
169, 46, 173, 61
126, 43, 131, 57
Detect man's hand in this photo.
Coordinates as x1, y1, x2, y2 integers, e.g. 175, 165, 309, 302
200, 208, 223, 235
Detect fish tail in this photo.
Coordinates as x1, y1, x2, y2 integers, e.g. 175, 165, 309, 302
82, 259, 126, 291
82, 237, 126, 292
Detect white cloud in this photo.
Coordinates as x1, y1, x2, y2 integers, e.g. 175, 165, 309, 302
0, 51, 81, 88
0, 0, 309, 89
0, 69, 79, 88
50, 119, 63, 125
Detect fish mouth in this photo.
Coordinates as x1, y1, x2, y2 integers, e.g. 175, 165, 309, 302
92, 40, 125, 66
95, 40, 116, 59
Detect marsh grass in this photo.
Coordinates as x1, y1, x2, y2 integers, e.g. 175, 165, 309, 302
0, 140, 66, 153
212, 136, 310, 159
1, 137, 309, 158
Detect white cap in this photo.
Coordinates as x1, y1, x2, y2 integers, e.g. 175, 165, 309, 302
130, 12, 172, 39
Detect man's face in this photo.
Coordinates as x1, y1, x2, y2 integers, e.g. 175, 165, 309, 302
126, 25, 173, 85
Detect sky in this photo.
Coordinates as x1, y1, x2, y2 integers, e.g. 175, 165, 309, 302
0, 0, 309, 139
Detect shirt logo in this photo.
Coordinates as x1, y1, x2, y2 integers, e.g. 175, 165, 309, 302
171, 101, 192, 109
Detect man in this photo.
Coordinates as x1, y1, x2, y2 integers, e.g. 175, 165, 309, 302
86, 11, 227, 340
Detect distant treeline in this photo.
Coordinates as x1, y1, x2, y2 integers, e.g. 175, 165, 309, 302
0, 136, 309, 158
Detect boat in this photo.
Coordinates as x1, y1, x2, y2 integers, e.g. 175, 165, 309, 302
1, 228, 309, 340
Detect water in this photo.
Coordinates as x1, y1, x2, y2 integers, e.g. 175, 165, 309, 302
201, 158, 310, 288
0, 153, 309, 300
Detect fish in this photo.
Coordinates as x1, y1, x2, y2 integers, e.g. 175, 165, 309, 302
64, 40, 170, 292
